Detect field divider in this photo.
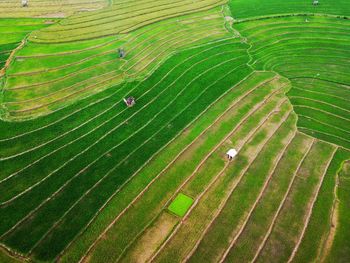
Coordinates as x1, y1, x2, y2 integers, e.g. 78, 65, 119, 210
0, 83, 124, 142
288, 96, 350, 114
33, 1, 225, 43
291, 86, 350, 103
316, 154, 342, 262
289, 77, 350, 89
251, 35, 350, 55
55, 0, 195, 29
298, 127, 350, 148
5, 57, 121, 91
218, 126, 296, 263
121, 19, 226, 72
8, 48, 118, 77
253, 46, 350, 67
123, 25, 229, 76
0, 36, 27, 78
287, 146, 338, 263
251, 138, 316, 263
16, 38, 119, 59
298, 115, 350, 135
293, 105, 350, 122
6, 69, 124, 114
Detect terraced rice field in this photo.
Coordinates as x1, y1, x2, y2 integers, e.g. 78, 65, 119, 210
0, 0, 349, 262
0, 0, 108, 18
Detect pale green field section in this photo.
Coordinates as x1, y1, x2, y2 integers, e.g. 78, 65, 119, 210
1, 6, 231, 120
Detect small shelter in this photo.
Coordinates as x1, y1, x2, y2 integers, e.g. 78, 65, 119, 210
124, 97, 135, 107
226, 149, 238, 161
118, 48, 126, 58
313, 0, 319, 5
22, 0, 28, 7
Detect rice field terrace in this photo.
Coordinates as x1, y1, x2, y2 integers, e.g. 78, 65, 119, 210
0, 1, 349, 263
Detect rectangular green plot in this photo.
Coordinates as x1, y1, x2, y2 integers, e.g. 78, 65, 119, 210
168, 193, 194, 217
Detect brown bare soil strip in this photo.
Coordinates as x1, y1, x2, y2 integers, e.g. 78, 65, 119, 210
121, 213, 179, 263
0, 38, 27, 77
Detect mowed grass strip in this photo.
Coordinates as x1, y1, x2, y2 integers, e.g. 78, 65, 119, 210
255, 141, 336, 263
60, 72, 275, 263
0, 42, 251, 261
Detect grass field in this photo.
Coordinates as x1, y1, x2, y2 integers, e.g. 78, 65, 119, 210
0, 0, 349, 262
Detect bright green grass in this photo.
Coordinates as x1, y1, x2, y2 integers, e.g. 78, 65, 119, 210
168, 193, 194, 217
0, 18, 50, 69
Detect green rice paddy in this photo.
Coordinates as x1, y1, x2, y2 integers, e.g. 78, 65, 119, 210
0, 0, 349, 262
168, 193, 194, 217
